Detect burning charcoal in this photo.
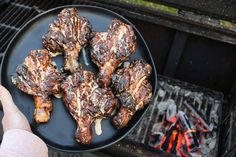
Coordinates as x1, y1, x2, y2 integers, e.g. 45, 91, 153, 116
161, 82, 180, 94
146, 80, 220, 157
183, 90, 192, 97
148, 132, 165, 149
209, 100, 220, 124
184, 100, 212, 132
178, 111, 200, 153
178, 143, 191, 157
157, 101, 169, 114
151, 122, 164, 134
208, 123, 214, 131
157, 88, 166, 97
189, 153, 202, 157
166, 100, 177, 123
208, 133, 217, 150
158, 99, 176, 115
175, 132, 184, 156
161, 123, 179, 152
201, 132, 217, 154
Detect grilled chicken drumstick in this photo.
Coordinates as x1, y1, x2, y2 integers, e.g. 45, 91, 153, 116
111, 59, 152, 128
61, 68, 118, 144
42, 8, 92, 73
90, 19, 136, 87
12, 49, 63, 123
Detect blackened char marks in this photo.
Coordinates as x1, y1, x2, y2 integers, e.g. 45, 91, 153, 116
42, 8, 92, 73
61, 69, 118, 144
111, 59, 152, 128
11, 49, 63, 123
90, 19, 136, 87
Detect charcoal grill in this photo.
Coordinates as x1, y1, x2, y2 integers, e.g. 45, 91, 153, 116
1, 0, 236, 157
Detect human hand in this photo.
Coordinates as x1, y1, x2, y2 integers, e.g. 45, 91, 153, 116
0, 85, 31, 132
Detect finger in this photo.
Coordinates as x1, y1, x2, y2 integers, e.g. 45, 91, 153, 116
0, 85, 19, 116
2, 110, 31, 132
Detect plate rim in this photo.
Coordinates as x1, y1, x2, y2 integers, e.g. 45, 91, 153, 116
0, 4, 158, 152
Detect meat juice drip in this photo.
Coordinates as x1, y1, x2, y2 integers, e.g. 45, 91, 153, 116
95, 118, 103, 135
42, 8, 92, 73
81, 48, 91, 66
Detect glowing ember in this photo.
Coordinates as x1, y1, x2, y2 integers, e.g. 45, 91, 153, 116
148, 99, 216, 157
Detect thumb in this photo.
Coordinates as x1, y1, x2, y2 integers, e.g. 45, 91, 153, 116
0, 85, 31, 132
0, 85, 19, 116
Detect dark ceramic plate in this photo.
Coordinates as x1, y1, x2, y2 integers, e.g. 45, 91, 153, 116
0, 5, 157, 152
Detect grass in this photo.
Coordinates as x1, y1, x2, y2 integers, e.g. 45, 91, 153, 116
120, 0, 179, 15
120, 0, 236, 32
220, 20, 236, 30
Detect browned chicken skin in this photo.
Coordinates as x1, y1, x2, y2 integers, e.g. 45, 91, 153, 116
111, 59, 153, 128
61, 68, 118, 144
42, 8, 92, 73
11, 49, 63, 123
90, 19, 136, 87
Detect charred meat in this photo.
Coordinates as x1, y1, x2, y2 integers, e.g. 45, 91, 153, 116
90, 19, 136, 87
12, 49, 63, 123
61, 69, 118, 144
42, 8, 92, 73
111, 59, 152, 128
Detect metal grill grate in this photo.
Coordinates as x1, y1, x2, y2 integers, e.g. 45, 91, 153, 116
0, 0, 74, 54
0, 1, 228, 156
126, 75, 223, 157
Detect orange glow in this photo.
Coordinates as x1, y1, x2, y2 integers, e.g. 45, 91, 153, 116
184, 129, 196, 134
167, 130, 178, 153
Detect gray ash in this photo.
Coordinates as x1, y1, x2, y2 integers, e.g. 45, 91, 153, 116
126, 77, 222, 157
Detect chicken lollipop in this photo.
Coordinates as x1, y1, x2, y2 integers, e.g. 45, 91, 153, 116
90, 19, 136, 87
61, 68, 118, 144
12, 49, 64, 123
42, 8, 92, 73
111, 59, 152, 128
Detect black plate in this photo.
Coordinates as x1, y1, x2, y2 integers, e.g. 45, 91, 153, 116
0, 5, 157, 152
